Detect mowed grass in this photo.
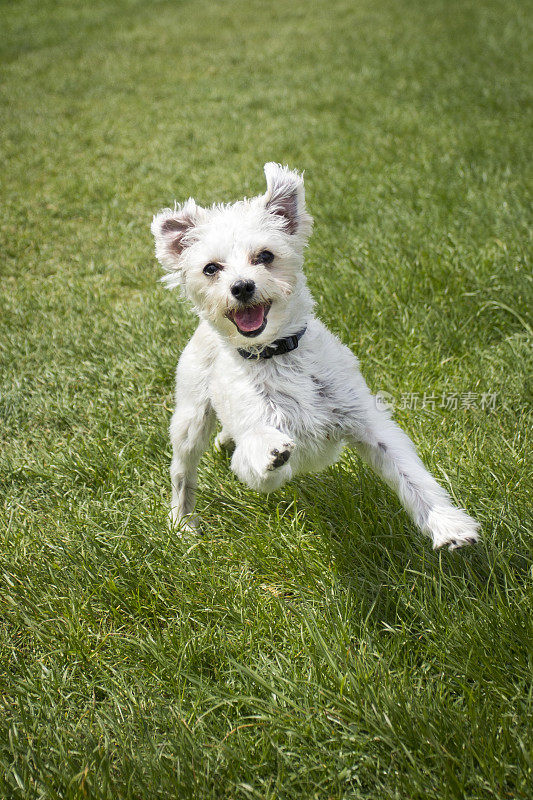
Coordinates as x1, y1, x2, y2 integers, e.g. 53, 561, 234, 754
1, 0, 532, 797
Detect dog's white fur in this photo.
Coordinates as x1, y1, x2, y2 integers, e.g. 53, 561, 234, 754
151, 163, 480, 550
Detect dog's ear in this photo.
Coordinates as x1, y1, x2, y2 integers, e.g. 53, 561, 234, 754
263, 162, 312, 237
151, 199, 203, 280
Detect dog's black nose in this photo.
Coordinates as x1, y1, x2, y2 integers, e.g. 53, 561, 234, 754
230, 279, 255, 301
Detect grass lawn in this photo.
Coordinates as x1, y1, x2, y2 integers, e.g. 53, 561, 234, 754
1, 0, 532, 797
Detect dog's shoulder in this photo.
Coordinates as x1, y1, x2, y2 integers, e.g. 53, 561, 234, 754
178, 320, 220, 374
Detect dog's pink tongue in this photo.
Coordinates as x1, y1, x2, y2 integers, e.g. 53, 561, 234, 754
233, 305, 265, 332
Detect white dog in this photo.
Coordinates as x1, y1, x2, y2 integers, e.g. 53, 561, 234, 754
151, 163, 480, 550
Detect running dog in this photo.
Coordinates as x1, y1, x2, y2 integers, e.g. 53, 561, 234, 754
151, 163, 479, 550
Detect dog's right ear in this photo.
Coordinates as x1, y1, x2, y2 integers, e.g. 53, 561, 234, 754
151, 199, 203, 283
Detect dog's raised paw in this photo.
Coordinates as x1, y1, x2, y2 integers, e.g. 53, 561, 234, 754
266, 440, 294, 471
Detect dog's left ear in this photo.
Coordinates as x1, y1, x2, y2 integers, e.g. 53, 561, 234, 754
263, 162, 313, 237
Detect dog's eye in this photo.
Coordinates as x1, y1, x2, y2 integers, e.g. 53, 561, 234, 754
203, 262, 221, 276
253, 250, 275, 265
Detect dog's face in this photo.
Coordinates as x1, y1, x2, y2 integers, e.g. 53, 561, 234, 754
151, 163, 313, 346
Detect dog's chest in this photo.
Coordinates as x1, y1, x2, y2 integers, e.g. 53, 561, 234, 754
245, 359, 337, 441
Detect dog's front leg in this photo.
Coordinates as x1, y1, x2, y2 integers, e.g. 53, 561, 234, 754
170, 403, 214, 530
230, 427, 295, 493
168, 334, 216, 532
344, 403, 480, 550
169, 398, 214, 531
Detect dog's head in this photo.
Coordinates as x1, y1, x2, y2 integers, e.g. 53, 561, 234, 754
151, 163, 313, 346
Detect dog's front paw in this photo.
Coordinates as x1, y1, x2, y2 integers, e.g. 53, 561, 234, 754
267, 440, 294, 471
426, 506, 480, 551
230, 430, 295, 492
169, 508, 200, 535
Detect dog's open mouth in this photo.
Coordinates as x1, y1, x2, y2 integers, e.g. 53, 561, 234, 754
227, 302, 271, 337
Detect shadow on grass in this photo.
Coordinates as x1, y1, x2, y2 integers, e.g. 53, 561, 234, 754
205, 449, 532, 622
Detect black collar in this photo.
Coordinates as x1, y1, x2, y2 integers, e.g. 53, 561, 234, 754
238, 326, 307, 361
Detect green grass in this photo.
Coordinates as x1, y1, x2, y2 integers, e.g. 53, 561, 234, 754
1, 0, 532, 797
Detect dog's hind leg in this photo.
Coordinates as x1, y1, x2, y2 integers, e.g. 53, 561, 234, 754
343, 401, 480, 550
